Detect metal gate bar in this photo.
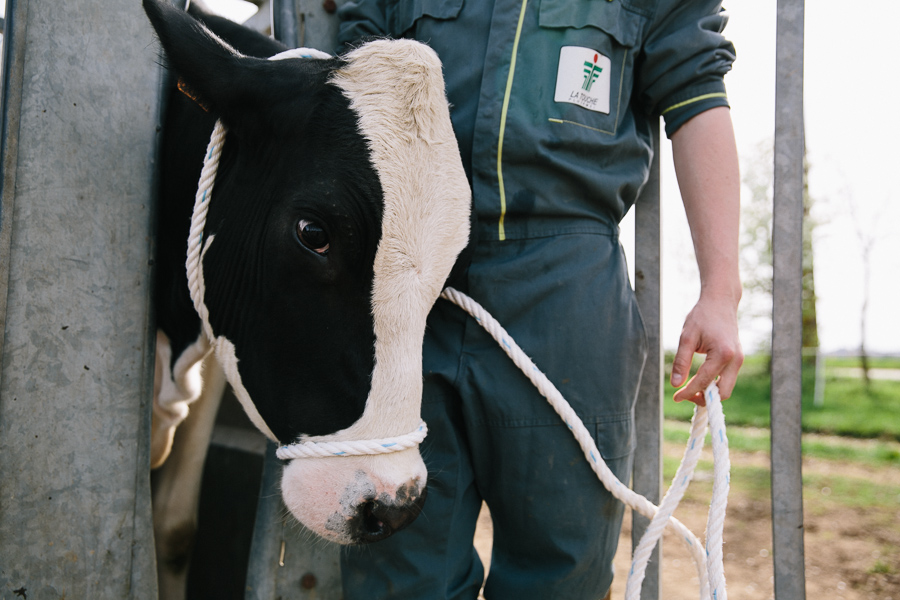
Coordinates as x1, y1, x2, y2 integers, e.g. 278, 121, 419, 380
771, 0, 808, 597
632, 120, 664, 600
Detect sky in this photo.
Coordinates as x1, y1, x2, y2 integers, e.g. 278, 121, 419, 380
646, 0, 900, 355
207, 0, 900, 355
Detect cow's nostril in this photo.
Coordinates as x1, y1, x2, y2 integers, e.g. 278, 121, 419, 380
361, 501, 385, 535
352, 486, 428, 544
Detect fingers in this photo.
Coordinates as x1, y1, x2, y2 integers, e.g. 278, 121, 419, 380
673, 360, 718, 405
670, 329, 698, 390
715, 347, 744, 399
672, 343, 743, 405
670, 296, 743, 406
674, 386, 705, 406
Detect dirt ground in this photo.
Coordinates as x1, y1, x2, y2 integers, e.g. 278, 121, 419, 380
473, 433, 900, 599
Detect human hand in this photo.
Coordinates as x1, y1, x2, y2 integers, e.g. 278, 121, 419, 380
670, 294, 743, 405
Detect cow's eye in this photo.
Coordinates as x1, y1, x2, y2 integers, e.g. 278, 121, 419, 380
296, 219, 330, 255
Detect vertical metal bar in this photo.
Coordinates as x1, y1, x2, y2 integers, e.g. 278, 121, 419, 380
294, 0, 343, 53
0, 0, 160, 595
771, 0, 807, 597
0, 0, 27, 365
266, 0, 345, 53
632, 119, 663, 600
245, 444, 343, 600
271, 0, 299, 48
245, 444, 284, 600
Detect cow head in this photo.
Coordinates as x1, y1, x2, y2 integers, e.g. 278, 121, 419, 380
144, 0, 471, 543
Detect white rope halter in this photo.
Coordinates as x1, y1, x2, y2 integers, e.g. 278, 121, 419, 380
275, 421, 428, 459
186, 48, 729, 599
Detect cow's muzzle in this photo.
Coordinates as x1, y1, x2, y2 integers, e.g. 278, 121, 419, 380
351, 484, 428, 543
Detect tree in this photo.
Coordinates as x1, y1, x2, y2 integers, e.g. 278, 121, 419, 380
846, 192, 891, 394
800, 158, 819, 356
739, 140, 819, 362
738, 143, 774, 353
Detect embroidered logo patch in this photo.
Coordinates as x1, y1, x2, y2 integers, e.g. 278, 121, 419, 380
554, 46, 611, 114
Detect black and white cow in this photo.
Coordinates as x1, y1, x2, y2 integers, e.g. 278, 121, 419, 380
144, 0, 470, 587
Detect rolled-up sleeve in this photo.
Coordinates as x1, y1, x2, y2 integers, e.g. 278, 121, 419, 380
635, 0, 736, 137
336, 0, 390, 53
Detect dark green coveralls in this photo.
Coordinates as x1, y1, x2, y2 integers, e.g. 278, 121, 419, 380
337, 1, 735, 597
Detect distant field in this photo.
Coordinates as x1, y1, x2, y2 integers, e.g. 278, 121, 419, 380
663, 353, 900, 440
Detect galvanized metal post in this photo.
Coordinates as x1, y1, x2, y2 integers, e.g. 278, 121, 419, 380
274, 0, 343, 53
771, 0, 807, 597
271, 0, 299, 48
0, 0, 161, 596
632, 119, 663, 600
245, 444, 343, 599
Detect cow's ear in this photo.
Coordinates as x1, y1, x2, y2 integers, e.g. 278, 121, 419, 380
144, 0, 249, 114
143, 0, 268, 129
145, 0, 338, 137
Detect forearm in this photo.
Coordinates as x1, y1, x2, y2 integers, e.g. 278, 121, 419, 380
669, 106, 744, 402
671, 106, 742, 308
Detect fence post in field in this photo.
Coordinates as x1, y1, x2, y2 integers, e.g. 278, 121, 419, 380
771, 0, 808, 597
0, 0, 161, 595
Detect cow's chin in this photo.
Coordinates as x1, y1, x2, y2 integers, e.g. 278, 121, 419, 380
280, 449, 428, 545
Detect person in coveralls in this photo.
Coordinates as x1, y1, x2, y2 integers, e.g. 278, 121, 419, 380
337, 1, 743, 598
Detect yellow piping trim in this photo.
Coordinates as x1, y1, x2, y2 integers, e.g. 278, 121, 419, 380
547, 118, 614, 135
496, 0, 529, 241
661, 92, 728, 115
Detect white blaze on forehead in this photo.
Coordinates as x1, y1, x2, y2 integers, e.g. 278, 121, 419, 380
319, 40, 471, 442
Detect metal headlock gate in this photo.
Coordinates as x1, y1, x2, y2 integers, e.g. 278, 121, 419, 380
0, 0, 807, 598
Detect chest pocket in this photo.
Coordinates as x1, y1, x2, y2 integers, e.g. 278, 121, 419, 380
394, 0, 464, 36
538, 0, 644, 136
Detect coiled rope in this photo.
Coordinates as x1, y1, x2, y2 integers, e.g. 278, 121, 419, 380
185, 52, 729, 598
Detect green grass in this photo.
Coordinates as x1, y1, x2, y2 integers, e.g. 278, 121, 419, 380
823, 355, 900, 370
664, 354, 772, 428
662, 454, 900, 509
662, 354, 900, 440
869, 559, 897, 575
802, 471, 900, 509
802, 437, 900, 464
663, 420, 900, 467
